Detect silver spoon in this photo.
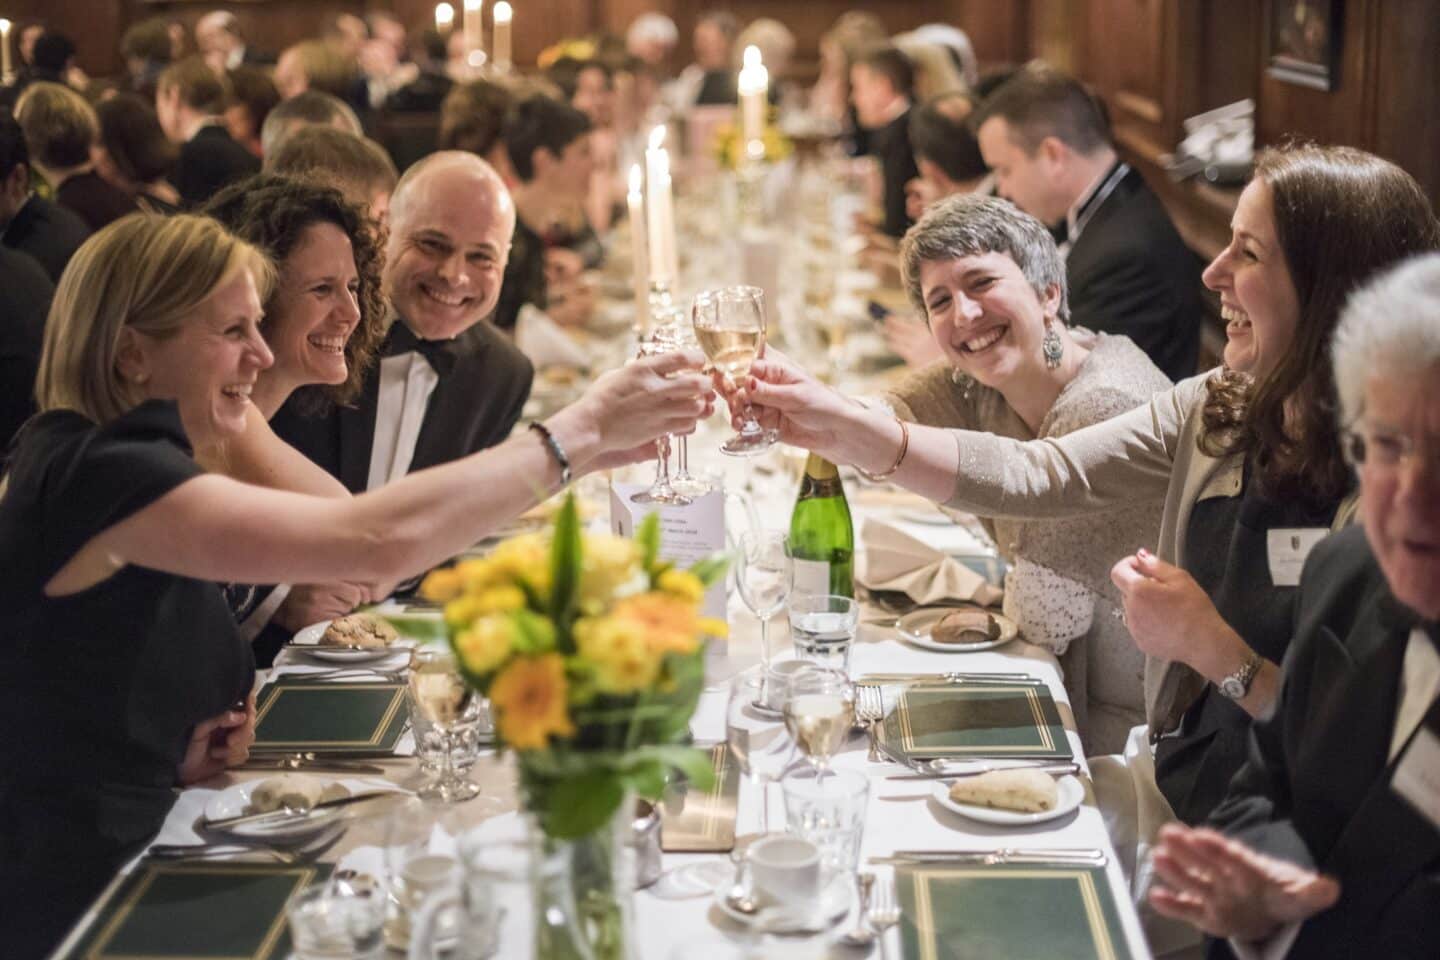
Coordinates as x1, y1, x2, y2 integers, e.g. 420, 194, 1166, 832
723, 847, 757, 916
837, 871, 876, 948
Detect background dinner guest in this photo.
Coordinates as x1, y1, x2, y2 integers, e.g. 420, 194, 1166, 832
0, 244, 52, 450
15, 82, 138, 229
0, 212, 712, 959
264, 125, 397, 227
265, 153, 534, 636
809, 10, 887, 132
155, 56, 259, 207
670, 10, 739, 110
0, 112, 90, 284
119, 17, 173, 100
851, 45, 920, 240
93, 93, 180, 214
437, 78, 518, 185
886, 193, 1171, 751
272, 39, 362, 110
625, 12, 678, 74
195, 10, 270, 72
973, 68, 1200, 381
258, 89, 363, 159
223, 65, 280, 159
1151, 253, 1440, 959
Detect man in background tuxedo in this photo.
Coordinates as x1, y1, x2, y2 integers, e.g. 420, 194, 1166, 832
250, 152, 532, 657
851, 45, 919, 240
1148, 256, 1440, 958
156, 56, 260, 208
975, 68, 1200, 381
0, 112, 89, 284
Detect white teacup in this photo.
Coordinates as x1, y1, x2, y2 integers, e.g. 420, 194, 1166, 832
747, 835, 821, 908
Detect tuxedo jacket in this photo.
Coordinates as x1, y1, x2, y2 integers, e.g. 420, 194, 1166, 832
174, 126, 260, 210
1207, 525, 1440, 958
867, 108, 919, 239
1067, 167, 1201, 382
0, 193, 90, 284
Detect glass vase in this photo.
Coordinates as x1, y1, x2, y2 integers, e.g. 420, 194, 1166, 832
528, 798, 637, 960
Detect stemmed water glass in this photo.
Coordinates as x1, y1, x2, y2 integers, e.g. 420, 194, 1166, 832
726, 669, 798, 836
736, 530, 793, 667
692, 285, 779, 457
631, 322, 691, 505
407, 649, 482, 803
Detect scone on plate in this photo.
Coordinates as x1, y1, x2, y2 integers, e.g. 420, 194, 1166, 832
931, 610, 1000, 645
947, 768, 1058, 813
321, 613, 399, 648
248, 774, 348, 814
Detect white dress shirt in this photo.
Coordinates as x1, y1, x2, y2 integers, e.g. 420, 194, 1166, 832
367, 350, 441, 491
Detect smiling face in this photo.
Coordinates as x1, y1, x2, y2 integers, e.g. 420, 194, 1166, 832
384, 161, 514, 340
572, 67, 613, 126
131, 269, 274, 448
919, 250, 1059, 389
264, 221, 361, 390
1202, 179, 1301, 380
1359, 367, 1440, 619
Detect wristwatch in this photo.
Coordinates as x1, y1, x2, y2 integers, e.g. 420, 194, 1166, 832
1217, 651, 1262, 701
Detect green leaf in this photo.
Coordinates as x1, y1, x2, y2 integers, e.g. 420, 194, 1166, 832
548, 493, 582, 637
539, 769, 626, 839
620, 758, 668, 800
643, 744, 716, 792
687, 554, 731, 588
636, 511, 661, 572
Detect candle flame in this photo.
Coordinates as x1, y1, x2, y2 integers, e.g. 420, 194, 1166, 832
434, 3, 454, 25
494, 1, 512, 22
0, 18, 11, 31
648, 125, 667, 151
628, 164, 643, 195
743, 45, 762, 68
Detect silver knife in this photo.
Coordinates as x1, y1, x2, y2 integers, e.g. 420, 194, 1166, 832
206, 791, 394, 829
236, 757, 388, 775
886, 761, 1080, 781
871, 848, 1107, 866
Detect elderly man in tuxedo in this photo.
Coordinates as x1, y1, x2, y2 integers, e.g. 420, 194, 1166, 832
1149, 253, 1440, 958
251, 152, 533, 654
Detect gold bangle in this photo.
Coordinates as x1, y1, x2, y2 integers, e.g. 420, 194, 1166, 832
856, 416, 909, 481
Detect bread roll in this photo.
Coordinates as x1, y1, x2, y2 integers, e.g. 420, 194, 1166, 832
947, 768, 1058, 813
930, 610, 1000, 645
247, 774, 348, 813
321, 613, 399, 648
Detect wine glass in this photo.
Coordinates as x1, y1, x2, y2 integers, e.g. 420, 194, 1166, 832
665, 320, 714, 498
692, 285, 778, 457
408, 648, 482, 802
726, 669, 798, 835
782, 668, 855, 775
631, 322, 691, 505
736, 530, 792, 667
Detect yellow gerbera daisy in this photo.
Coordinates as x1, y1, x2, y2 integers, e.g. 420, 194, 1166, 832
489, 654, 575, 750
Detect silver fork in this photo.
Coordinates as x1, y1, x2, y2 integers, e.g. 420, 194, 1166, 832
148, 823, 345, 864
855, 685, 885, 762
867, 878, 901, 960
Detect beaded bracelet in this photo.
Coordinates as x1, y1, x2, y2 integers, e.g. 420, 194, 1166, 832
528, 421, 572, 486
856, 415, 910, 482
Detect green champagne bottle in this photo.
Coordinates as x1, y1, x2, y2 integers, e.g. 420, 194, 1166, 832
789, 454, 855, 598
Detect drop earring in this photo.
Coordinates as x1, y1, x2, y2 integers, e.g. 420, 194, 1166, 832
950, 366, 974, 400
1041, 322, 1064, 370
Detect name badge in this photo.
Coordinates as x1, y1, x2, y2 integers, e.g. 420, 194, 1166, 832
1266, 528, 1329, 587
1393, 726, 1440, 833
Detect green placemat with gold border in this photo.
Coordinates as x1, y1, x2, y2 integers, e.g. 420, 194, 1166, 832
60, 861, 330, 960
252, 679, 407, 755
659, 744, 740, 852
897, 862, 1134, 960
878, 682, 1072, 762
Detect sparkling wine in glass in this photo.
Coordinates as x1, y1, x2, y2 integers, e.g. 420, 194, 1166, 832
408, 649, 482, 802
692, 285, 778, 457
736, 530, 793, 667
782, 668, 855, 774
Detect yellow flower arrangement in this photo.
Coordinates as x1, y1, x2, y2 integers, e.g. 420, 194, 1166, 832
416, 496, 727, 840
713, 119, 795, 170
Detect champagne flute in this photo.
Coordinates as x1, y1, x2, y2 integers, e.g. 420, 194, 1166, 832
736, 530, 792, 667
666, 320, 714, 497
631, 323, 691, 505
783, 668, 855, 775
408, 649, 482, 802
692, 285, 779, 457
726, 669, 797, 835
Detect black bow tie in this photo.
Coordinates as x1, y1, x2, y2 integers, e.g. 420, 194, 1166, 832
384, 321, 456, 375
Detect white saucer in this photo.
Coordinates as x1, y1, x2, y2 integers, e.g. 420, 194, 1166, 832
896, 608, 1018, 653
202, 777, 352, 841
288, 620, 414, 663
714, 873, 853, 933
931, 774, 1085, 826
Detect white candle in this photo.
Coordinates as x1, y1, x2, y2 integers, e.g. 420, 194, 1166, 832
493, 2, 512, 72
0, 20, 12, 85
463, 0, 483, 61
737, 44, 769, 154
627, 164, 650, 330
644, 126, 678, 287
434, 3, 454, 36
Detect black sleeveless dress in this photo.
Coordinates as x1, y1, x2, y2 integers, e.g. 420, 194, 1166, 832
0, 400, 255, 958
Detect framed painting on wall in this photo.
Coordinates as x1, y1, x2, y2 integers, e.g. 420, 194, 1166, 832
1267, 0, 1342, 91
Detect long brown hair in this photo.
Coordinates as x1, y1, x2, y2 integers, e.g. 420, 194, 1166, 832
1199, 144, 1440, 503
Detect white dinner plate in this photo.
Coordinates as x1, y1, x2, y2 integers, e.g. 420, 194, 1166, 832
713, 872, 852, 933
896, 607, 1018, 653
288, 620, 414, 663
930, 774, 1085, 826
202, 777, 352, 841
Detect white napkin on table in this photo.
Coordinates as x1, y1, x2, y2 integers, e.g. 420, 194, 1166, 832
515, 303, 590, 369
858, 517, 1003, 607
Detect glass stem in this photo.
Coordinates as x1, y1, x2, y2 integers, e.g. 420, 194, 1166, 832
653, 434, 673, 486
440, 729, 457, 793
675, 435, 692, 480
759, 616, 771, 667
757, 776, 769, 834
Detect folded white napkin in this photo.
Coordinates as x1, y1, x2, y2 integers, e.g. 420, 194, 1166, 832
515, 303, 590, 369
858, 517, 1003, 607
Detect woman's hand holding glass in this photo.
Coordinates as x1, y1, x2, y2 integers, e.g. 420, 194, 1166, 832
713, 347, 873, 463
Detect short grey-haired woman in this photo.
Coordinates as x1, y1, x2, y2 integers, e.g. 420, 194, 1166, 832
883, 193, 1172, 752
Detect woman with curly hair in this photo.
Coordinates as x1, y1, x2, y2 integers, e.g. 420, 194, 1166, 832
201, 173, 386, 499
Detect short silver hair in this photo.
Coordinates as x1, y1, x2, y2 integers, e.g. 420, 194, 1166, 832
627, 13, 678, 48
1332, 252, 1440, 425
900, 193, 1069, 323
